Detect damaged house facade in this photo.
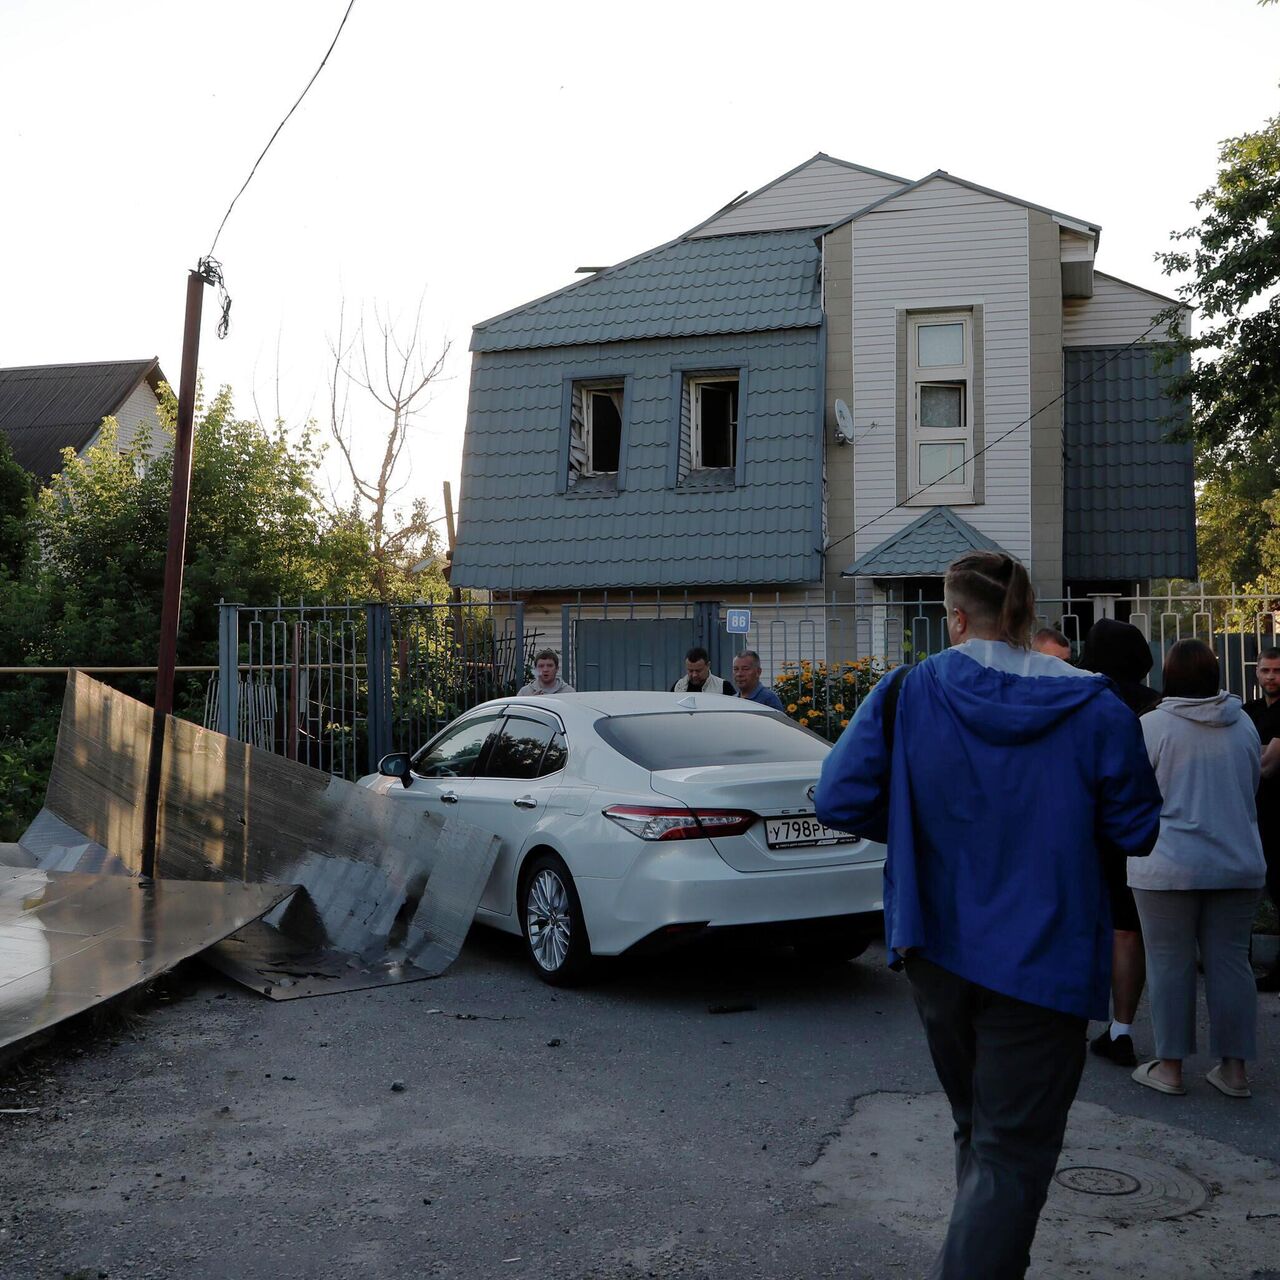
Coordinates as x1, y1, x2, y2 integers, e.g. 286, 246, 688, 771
450, 154, 1193, 680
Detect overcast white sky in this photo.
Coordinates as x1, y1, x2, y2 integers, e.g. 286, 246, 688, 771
2, 0, 1276, 522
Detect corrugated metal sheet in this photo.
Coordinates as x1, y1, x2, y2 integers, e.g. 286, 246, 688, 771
452, 329, 824, 591
842, 506, 1007, 578
0, 359, 162, 478
1063, 347, 1195, 581
471, 230, 822, 354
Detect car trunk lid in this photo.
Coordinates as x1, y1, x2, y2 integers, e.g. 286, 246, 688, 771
648, 763, 882, 872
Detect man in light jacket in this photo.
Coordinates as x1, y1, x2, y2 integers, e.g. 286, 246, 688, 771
816, 552, 1162, 1280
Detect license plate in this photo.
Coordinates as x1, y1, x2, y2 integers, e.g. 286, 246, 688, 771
765, 815, 857, 849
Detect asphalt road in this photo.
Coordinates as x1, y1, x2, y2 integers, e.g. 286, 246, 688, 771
3, 929, 1279, 1280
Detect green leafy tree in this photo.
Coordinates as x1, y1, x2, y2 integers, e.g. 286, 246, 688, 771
0, 428, 32, 576
1195, 463, 1280, 586
0, 384, 446, 837
1157, 110, 1280, 477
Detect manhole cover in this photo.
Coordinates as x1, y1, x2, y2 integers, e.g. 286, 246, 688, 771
1047, 1156, 1208, 1223
1056, 1166, 1142, 1196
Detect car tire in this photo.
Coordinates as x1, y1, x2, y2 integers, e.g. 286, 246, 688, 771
520, 853, 592, 986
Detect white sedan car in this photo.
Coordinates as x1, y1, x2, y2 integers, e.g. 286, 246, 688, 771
360, 692, 885, 984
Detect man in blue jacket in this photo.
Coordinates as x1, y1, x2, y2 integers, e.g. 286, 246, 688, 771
816, 552, 1162, 1280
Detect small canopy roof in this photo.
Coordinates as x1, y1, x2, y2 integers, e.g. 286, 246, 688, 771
842, 506, 1007, 578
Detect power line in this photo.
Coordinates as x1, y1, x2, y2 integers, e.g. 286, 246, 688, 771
206, 0, 358, 261
824, 315, 1170, 559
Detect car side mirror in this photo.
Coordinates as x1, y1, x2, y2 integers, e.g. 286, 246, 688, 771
378, 752, 413, 788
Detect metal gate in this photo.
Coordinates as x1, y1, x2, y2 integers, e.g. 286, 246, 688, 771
212, 599, 531, 779
562, 599, 727, 692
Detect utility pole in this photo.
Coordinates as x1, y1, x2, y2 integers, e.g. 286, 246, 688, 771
442, 480, 461, 605
138, 264, 215, 880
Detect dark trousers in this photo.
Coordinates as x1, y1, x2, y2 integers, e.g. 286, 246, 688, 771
905, 956, 1087, 1280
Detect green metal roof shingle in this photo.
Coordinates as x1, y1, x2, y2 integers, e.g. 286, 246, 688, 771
470, 230, 822, 354
842, 507, 1006, 578
1063, 347, 1195, 581
452, 330, 824, 591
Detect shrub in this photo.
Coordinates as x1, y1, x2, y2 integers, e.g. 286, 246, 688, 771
773, 657, 896, 742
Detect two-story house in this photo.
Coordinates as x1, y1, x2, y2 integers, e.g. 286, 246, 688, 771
451, 154, 1193, 682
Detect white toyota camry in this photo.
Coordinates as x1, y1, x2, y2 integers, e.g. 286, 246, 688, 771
360, 692, 886, 984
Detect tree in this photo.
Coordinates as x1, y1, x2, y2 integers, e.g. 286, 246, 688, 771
1195, 463, 1280, 586
0, 384, 434, 837
327, 300, 450, 601
0, 428, 32, 576
1157, 110, 1280, 478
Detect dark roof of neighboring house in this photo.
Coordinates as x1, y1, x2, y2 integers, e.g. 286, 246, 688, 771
470, 229, 823, 354
0, 358, 165, 479
1063, 346, 1196, 581
842, 506, 1007, 578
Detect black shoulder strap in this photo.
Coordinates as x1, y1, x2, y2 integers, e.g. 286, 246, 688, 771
881, 664, 910, 756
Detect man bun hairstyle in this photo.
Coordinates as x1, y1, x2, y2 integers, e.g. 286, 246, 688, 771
944, 551, 1037, 648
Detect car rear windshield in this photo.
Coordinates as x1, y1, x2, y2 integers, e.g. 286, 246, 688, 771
596, 711, 830, 770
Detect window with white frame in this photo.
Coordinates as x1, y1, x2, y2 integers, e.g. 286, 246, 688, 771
907, 312, 974, 503
568, 381, 623, 483
688, 374, 739, 470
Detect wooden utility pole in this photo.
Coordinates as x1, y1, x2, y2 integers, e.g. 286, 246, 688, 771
138, 265, 213, 880
442, 480, 461, 604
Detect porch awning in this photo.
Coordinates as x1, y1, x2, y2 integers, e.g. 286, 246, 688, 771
842, 506, 1007, 578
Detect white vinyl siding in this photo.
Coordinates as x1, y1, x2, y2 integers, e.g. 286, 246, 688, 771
849, 179, 1031, 562
1063, 272, 1185, 346
690, 158, 905, 238
80, 382, 166, 461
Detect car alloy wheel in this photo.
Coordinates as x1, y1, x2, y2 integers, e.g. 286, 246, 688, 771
527, 869, 571, 970
520, 854, 590, 985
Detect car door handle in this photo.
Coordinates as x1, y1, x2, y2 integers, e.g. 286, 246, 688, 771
513, 795, 538, 810
440, 790, 459, 804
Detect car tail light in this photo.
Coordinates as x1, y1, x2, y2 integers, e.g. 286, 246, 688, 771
602, 805, 756, 841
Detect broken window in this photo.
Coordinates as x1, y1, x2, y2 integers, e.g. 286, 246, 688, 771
568, 381, 624, 485
688, 375, 739, 471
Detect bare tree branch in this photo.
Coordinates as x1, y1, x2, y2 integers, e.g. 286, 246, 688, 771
326, 294, 452, 600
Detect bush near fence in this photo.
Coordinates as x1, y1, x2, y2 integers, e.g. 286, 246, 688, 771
773, 658, 896, 743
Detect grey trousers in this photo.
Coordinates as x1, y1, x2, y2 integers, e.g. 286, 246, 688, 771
906, 956, 1087, 1280
1132, 887, 1261, 1061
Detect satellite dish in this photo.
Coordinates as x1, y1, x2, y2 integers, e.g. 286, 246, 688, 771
833, 399, 854, 443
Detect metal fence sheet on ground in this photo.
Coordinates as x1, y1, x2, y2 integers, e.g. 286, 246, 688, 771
0, 866, 291, 1052
21, 673, 502, 999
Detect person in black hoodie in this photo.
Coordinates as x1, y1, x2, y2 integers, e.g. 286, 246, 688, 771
1080, 618, 1162, 1065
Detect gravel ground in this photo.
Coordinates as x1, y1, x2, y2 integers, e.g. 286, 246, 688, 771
3, 927, 1278, 1280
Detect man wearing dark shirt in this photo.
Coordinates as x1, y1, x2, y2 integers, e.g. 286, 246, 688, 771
1244, 646, 1280, 991
672, 647, 736, 696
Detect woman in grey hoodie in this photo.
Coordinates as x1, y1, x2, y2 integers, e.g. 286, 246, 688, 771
1130, 640, 1266, 1098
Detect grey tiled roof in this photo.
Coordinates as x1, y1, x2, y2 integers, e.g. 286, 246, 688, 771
1063, 346, 1195, 581
842, 506, 1006, 577
0, 359, 162, 478
471, 230, 822, 354
452, 329, 824, 591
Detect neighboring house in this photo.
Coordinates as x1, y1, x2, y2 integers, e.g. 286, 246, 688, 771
0, 358, 169, 482
451, 153, 1193, 671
